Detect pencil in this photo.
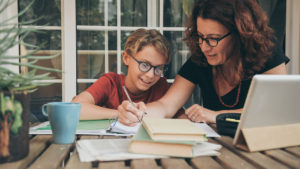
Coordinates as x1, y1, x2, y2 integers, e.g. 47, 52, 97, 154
122, 86, 147, 122
122, 86, 134, 106
225, 118, 240, 123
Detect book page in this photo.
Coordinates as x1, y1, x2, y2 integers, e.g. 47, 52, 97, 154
29, 120, 134, 136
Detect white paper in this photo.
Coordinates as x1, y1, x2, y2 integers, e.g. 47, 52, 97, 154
108, 120, 141, 134
76, 139, 221, 162
193, 123, 221, 137
76, 139, 166, 162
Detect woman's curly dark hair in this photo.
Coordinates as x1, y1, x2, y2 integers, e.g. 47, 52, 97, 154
185, 0, 275, 82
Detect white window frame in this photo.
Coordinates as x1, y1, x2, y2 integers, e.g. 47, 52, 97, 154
6, 0, 300, 103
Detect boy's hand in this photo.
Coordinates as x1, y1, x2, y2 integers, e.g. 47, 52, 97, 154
117, 101, 147, 126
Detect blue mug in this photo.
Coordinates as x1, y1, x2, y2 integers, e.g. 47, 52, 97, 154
42, 102, 81, 144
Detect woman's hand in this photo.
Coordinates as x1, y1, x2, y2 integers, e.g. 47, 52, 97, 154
117, 101, 147, 126
185, 104, 218, 123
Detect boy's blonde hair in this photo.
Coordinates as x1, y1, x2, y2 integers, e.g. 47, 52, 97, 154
124, 28, 171, 63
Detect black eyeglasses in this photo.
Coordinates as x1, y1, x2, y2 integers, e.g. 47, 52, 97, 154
129, 54, 167, 76
197, 32, 232, 47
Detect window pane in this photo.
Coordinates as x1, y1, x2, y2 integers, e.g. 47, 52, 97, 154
108, 31, 117, 50
164, 31, 189, 79
18, 0, 61, 26
77, 0, 104, 25
109, 54, 117, 72
121, 0, 147, 26
121, 31, 133, 74
77, 31, 117, 79
108, 0, 117, 26
77, 53, 105, 79
164, 0, 193, 27
23, 31, 61, 50
78, 83, 93, 94
121, 31, 133, 50
77, 31, 105, 50
22, 31, 62, 78
30, 84, 62, 122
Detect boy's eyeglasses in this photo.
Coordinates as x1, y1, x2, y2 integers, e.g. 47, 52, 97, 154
196, 32, 232, 47
129, 54, 167, 76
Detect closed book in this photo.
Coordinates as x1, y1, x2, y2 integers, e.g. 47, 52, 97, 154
142, 118, 206, 142
129, 125, 196, 157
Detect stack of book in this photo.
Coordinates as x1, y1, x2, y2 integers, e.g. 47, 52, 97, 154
129, 118, 221, 157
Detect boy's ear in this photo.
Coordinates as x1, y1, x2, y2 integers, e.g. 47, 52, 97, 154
122, 51, 129, 66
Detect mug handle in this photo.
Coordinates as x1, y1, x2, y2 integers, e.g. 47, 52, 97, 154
42, 104, 48, 116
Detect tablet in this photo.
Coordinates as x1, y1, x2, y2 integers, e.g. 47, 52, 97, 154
233, 75, 300, 151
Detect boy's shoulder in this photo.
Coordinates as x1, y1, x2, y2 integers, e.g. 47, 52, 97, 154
100, 72, 125, 81
153, 77, 170, 88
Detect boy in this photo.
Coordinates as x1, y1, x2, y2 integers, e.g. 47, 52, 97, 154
72, 28, 184, 121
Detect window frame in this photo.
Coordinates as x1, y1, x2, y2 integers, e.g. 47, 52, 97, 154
5, 0, 300, 103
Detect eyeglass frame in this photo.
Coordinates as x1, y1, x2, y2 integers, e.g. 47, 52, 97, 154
196, 31, 232, 47
128, 54, 168, 76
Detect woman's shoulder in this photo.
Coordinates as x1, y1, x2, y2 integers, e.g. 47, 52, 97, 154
178, 57, 211, 85
179, 58, 211, 76
259, 41, 289, 73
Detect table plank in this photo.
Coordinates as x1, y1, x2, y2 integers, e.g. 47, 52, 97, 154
284, 147, 300, 157
209, 139, 256, 169
98, 161, 125, 169
264, 149, 300, 169
64, 149, 92, 169
0, 135, 52, 169
191, 156, 224, 169
131, 159, 160, 169
161, 159, 192, 169
80, 135, 100, 139
215, 136, 289, 169
27, 143, 73, 169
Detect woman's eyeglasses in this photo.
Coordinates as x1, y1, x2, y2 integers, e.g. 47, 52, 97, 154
196, 32, 232, 47
129, 54, 167, 76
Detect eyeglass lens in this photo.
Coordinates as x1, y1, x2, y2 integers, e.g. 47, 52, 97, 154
129, 54, 165, 76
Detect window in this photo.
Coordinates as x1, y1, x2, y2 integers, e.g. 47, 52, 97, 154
10, 0, 299, 122
16, 0, 194, 122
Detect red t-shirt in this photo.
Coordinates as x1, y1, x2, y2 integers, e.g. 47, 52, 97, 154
86, 72, 184, 116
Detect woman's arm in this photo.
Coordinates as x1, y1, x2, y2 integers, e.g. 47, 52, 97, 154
118, 75, 195, 125
185, 104, 242, 123
148, 75, 196, 118
72, 91, 118, 120
185, 63, 288, 123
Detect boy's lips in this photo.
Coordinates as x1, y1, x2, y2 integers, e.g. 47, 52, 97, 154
140, 78, 152, 85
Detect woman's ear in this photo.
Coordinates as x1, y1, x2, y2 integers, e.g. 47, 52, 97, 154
122, 51, 130, 66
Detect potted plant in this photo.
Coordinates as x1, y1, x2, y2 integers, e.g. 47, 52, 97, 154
0, 0, 60, 163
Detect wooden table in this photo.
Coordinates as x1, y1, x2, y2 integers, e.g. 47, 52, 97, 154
0, 134, 299, 169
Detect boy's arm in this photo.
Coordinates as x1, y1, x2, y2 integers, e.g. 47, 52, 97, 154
72, 91, 118, 120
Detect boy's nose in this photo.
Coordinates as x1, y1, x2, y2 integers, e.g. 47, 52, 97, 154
144, 67, 155, 78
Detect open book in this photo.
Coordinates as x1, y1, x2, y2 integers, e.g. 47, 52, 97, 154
29, 120, 135, 136
30, 119, 220, 137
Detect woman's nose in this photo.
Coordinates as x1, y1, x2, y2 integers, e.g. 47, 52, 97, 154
199, 41, 212, 52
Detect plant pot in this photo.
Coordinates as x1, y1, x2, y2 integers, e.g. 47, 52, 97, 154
0, 91, 30, 163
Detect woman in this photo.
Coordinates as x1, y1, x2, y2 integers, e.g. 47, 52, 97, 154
117, 0, 288, 126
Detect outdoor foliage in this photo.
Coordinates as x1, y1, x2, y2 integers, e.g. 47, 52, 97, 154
0, 0, 60, 157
